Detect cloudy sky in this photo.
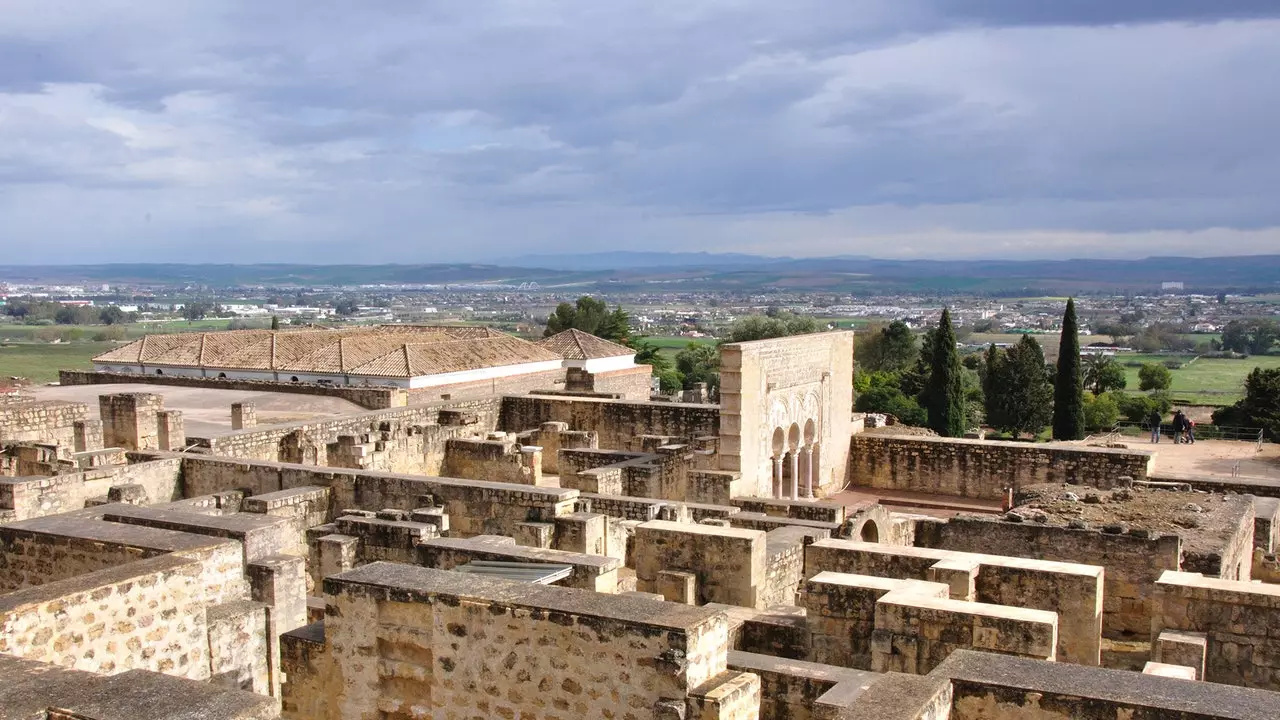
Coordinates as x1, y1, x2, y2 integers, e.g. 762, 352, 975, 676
2, 1, 1279, 264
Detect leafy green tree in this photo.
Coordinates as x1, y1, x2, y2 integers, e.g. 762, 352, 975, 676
1083, 353, 1126, 394
1138, 363, 1173, 391
859, 320, 918, 373
544, 296, 609, 337
1248, 319, 1280, 355
98, 306, 127, 325
1082, 392, 1120, 431
726, 313, 820, 342
855, 385, 928, 426
596, 306, 633, 344
986, 336, 1053, 439
631, 338, 682, 392
675, 342, 719, 393
182, 302, 210, 321
1213, 367, 1280, 441
54, 306, 80, 325
1053, 298, 1085, 440
924, 309, 967, 437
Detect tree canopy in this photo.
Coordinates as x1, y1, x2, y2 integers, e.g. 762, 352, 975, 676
544, 296, 632, 344
1083, 353, 1126, 394
858, 320, 918, 373
984, 336, 1053, 439
1213, 367, 1280, 441
1052, 298, 1085, 441
1138, 363, 1173, 392
924, 309, 967, 437
725, 312, 820, 343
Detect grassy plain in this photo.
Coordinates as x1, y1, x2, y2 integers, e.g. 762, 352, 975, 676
1114, 353, 1280, 406
0, 342, 113, 384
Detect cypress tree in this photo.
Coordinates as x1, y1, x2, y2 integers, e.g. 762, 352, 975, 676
1053, 298, 1085, 440
925, 308, 967, 437
270, 315, 280, 331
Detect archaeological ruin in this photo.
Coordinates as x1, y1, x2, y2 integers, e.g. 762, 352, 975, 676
2, 324, 1279, 719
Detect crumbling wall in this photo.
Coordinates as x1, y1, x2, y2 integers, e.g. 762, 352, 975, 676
849, 434, 1154, 501
917, 515, 1180, 638
631, 519, 766, 608
441, 437, 542, 485
283, 563, 738, 720
0, 458, 182, 523
499, 394, 720, 451
0, 400, 88, 449
1153, 571, 1280, 690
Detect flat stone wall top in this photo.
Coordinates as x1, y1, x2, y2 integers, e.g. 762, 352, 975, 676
59, 369, 403, 410
325, 561, 720, 632
418, 536, 622, 570
0, 654, 278, 720
867, 433, 1156, 458
1, 511, 231, 554
0, 552, 194, 613
934, 649, 1280, 720
638, 518, 765, 540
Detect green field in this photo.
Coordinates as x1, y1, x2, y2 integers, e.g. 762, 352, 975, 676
1114, 353, 1280, 406
0, 342, 114, 384
0, 318, 259, 343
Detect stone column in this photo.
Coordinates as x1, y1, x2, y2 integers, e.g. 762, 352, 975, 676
772, 456, 783, 499
802, 446, 814, 499
231, 402, 257, 430
789, 450, 799, 499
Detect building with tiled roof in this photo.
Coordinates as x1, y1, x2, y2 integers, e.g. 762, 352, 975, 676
536, 329, 638, 373
92, 326, 564, 390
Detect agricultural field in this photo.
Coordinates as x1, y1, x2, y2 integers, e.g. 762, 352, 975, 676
0, 342, 113, 384
1114, 353, 1280, 406
640, 336, 715, 359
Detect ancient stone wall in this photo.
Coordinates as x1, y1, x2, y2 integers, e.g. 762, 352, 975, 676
499, 394, 720, 451
282, 563, 739, 720
0, 458, 183, 524
441, 437, 542, 485
631, 519, 766, 608
916, 515, 1180, 637
417, 535, 622, 592
60, 370, 408, 410
1153, 571, 1280, 690
171, 453, 578, 539
804, 538, 1103, 666
566, 365, 654, 401
0, 400, 88, 448
937, 649, 1280, 720
849, 435, 1154, 501
195, 397, 502, 471
719, 332, 855, 498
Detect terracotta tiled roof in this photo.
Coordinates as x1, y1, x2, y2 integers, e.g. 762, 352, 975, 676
537, 328, 634, 360
92, 326, 555, 378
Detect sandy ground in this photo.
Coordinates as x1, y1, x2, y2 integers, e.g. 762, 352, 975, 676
22, 383, 366, 438
1051, 437, 1280, 481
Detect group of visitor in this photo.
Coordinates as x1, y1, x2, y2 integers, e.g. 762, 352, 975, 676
1148, 409, 1195, 444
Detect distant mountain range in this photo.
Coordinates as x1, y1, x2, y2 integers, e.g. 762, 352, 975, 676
2, 254, 1278, 294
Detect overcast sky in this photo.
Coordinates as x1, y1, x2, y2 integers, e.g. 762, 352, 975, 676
2, 1, 1279, 264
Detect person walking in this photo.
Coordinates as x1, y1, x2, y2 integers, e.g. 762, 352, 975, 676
1148, 408, 1162, 443
1172, 411, 1187, 445
1187, 418, 1197, 444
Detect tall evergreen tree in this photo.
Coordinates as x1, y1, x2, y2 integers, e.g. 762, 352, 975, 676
270, 315, 280, 331
988, 336, 1054, 439
924, 309, 966, 437
1053, 298, 1085, 440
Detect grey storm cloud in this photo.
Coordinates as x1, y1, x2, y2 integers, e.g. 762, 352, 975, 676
0, 1, 1278, 263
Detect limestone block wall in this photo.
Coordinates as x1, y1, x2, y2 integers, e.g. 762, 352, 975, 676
726, 650, 876, 720
206, 600, 273, 695
195, 398, 502, 472
99, 393, 164, 451
917, 515, 1180, 638
283, 563, 738, 720
499, 394, 720, 452
849, 434, 1154, 501
514, 421, 598, 474
417, 535, 622, 592
718, 332, 855, 498
566, 365, 655, 400
937, 649, 1280, 720
0, 554, 218, 679
802, 572, 950, 670
802, 539, 1103, 666
0, 400, 88, 448
759, 526, 812, 609
1181, 497, 1254, 581
441, 437, 542, 485
0, 458, 183, 523
632, 520, 767, 608
171, 453, 579, 539
1153, 571, 1280, 690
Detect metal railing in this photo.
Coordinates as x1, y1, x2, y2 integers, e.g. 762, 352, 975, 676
1110, 421, 1265, 445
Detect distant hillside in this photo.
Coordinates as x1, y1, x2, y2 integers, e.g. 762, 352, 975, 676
2, 255, 1277, 293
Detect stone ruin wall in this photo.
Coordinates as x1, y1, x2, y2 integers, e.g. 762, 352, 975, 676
499, 394, 720, 452
0, 400, 88, 449
848, 434, 1154, 501
1, 457, 184, 524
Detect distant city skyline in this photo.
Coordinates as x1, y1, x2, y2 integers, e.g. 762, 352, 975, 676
2, 2, 1278, 263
